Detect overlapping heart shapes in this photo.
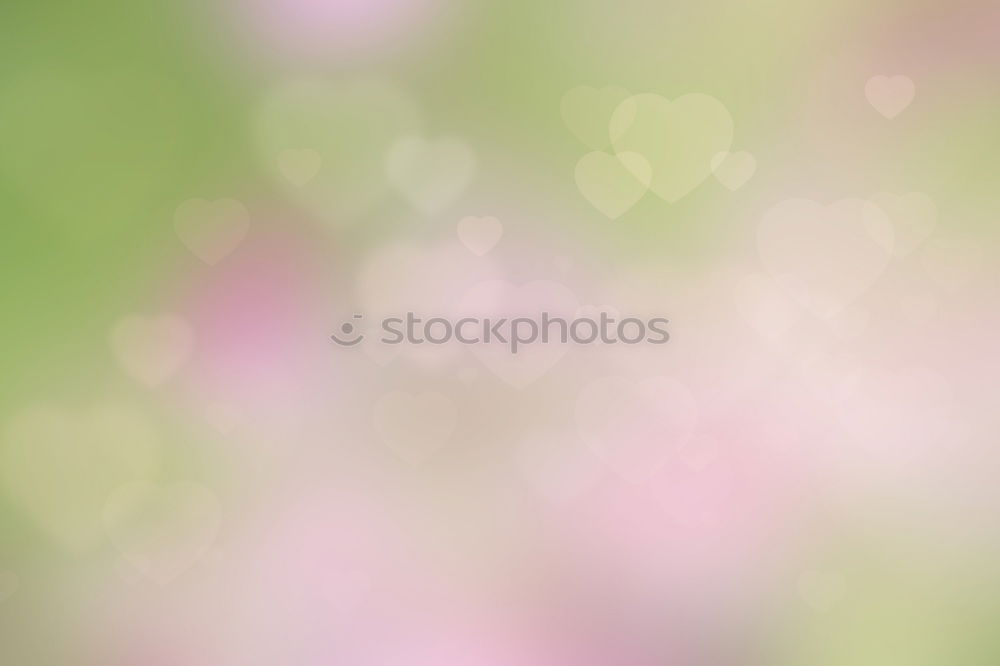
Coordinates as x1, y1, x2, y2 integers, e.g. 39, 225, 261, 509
568, 91, 735, 216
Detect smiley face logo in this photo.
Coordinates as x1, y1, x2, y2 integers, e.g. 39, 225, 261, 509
331, 314, 365, 346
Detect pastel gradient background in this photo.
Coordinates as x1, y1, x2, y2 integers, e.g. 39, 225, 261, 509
2, 0, 999, 664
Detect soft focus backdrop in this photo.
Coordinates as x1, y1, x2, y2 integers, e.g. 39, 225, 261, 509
2, 0, 1000, 664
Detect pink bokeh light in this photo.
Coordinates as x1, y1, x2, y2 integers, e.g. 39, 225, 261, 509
233, 0, 444, 61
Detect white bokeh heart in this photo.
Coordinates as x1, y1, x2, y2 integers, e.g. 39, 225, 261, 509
277, 148, 322, 187
574, 151, 651, 219
110, 313, 193, 387
757, 198, 893, 318
733, 273, 801, 342
458, 279, 579, 388
869, 191, 936, 256
104, 481, 221, 585
865, 75, 915, 119
710, 150, 756, 191
386, 135, 476, 215
256, 78, 419, 222
372, 391, 457, 464
576, 376, 699, 483
2, 403, 159, 552
456, 215, 503, 256
357, 240, 502, 367
174, 198, 249, 265
610, 93, 733, 202
834, 366, 954, 465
